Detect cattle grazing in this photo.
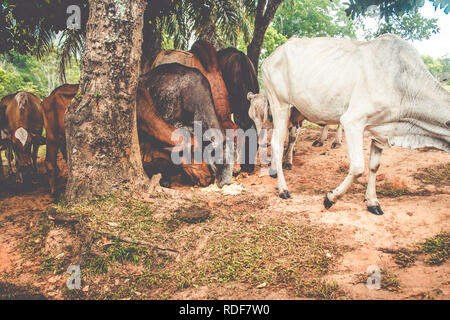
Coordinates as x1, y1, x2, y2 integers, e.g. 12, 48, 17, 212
152, 40, 237, 132
247, 92, 343, 170
259, 34, 450, 215
41, 84, 79, 195
138, 63, 232, 188
218, 47, 260, 172
0, 91, 44, 184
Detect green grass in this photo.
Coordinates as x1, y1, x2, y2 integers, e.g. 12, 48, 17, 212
382, 232, 449, 268
376, 181, 412, 197
47, 193, 346, 299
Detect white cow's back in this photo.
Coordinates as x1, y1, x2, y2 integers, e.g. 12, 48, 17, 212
261, 35, 435, 126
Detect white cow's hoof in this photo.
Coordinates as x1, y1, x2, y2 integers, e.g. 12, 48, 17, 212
282, 163, 292, 170
269, 168, 277, 178
331, 142, 342, 149
279, 190, 291, 199
324, 195, 334, 209
312, 140, 323, 147
368, 205, 384, 215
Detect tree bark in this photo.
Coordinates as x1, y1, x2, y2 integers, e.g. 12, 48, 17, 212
64, 0, 150, 203
247, 0, 284, 73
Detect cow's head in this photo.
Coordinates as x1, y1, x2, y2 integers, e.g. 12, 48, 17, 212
247, 92, 272, 144
182, 162, 213, 187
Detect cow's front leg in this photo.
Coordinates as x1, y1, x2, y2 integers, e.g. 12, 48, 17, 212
31, 141, 40, 174
331, 125, 343, 149
283, 126, 299, 170
324, 118, 364, 208
365, 140, 384, 215
270, 106, 291, 198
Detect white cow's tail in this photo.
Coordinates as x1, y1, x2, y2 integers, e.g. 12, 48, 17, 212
15, 92, 28, 110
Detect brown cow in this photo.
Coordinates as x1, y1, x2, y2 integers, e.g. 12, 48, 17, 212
217, 47, 260, 173
0, 91, 44, 184
138, 63, 233, 188
137, 86, 213, 187
41, 84, 79, 195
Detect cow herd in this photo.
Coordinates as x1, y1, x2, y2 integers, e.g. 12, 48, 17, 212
1, 35, 449, 215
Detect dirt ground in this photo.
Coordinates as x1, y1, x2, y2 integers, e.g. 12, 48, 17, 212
0, 128, 448, 300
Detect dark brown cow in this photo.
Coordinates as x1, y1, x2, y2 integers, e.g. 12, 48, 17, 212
151, 40, 238, 132
137, 85, 213, 187
0, 91, 44, 184
138, 63, 232, 187
218, 47, 260, 172
41, 84, 79, 195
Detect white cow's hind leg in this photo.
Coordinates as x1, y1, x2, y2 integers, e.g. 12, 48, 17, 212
365, 140, 384, 215
312, 125, 329, 147
269, 105, 291, 198
283, 126, 299, 170
331, 125, 343, 149
324, 115, 365, 208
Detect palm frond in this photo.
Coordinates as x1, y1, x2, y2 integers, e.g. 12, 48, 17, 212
57, 29, 84, 83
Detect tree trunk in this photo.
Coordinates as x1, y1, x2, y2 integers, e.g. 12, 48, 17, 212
247, 0, 284, 73
64, 0, 150, 203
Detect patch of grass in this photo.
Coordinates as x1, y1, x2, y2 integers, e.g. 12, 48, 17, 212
414, 163, 450, 187
108, 243, 142, 265
377, 181, 411, 197
88, 256, 109, 274
394, 249, 417, 268
193, 221, 342, 297
355, 268, 400, 292
295, 279, 341, 299
47, 193, 346, 299
17, 212, 53, 258
381, 232, 449, 268
421, 232, 449, 266
380, 269, 400, 291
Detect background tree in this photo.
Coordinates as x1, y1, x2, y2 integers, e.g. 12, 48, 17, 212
245, 0, 284, 72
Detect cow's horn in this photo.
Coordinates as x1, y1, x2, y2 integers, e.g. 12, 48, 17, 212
247, 92, 255, 101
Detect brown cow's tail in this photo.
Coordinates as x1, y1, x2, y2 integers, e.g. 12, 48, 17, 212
190, 40, 219, 73
15, 92, 28, 110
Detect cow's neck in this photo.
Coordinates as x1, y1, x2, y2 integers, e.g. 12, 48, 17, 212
398, 78, 450, 143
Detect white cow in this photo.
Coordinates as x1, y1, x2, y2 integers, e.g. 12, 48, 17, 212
258, 34, 450, 215
247, 92, 343, 170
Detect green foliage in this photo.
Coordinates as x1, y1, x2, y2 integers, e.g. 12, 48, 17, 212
0, 50, 80, 99
272, 0, 356, 39
422, 56, 450, 84
346, 0, 449, 19
357, 11, 439, 40
261, 26, 288, 60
